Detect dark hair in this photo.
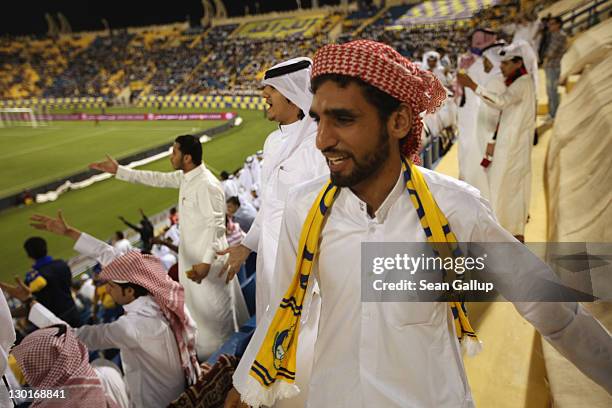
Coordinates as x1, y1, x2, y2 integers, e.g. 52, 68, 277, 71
115, 231, 124, 240
24, 237, 47, 260
311, 74, 409, 150
551, 16, 563, 25
169, 207, 177, 215
284, 97, 305, 120
48, 324, 68, 338
174, 135, 202, 166
220, 171, 229, 180
116, 281, 149, 299
226, 196, 241, 206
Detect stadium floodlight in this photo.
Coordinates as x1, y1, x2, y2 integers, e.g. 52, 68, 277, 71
0, 107, 42, 128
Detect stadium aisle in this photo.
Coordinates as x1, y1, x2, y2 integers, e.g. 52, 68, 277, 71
434, 118, 552, 407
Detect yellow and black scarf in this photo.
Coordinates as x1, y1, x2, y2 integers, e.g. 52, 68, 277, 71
242, 159, 481, 407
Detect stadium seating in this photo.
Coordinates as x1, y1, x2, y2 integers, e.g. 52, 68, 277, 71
0, 1, 521, 104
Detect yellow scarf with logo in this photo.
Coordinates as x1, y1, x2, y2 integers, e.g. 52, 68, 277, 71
244, 159, 481, 407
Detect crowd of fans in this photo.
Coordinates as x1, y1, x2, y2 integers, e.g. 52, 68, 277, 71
0, 1, 538, 101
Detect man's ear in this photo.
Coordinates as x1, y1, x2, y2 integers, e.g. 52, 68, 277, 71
387, 104, 413, 141
125, 286, 135, 300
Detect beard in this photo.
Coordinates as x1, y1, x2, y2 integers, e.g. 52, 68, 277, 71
327, 125, 391, 188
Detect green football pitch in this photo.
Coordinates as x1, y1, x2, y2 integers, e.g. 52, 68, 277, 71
0, 107, 276, 281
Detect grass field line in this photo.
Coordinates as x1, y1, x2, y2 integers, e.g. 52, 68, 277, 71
0, 127, 116, 160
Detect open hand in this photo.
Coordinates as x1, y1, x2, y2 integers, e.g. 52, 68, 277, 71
456, 72, 477, 91
30, 210, 70, 236
217, 245, 251, 284
89, 155, 119, 174
0, 277, 32, 302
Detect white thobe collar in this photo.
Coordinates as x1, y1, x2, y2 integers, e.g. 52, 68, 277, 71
182, 164, 204, 183
278, 119, 302, 136
341, 166, 405, 224
122, 295, 159, 317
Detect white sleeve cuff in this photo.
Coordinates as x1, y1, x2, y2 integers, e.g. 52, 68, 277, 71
29, 302, 64, 328
115, 165, 131, 181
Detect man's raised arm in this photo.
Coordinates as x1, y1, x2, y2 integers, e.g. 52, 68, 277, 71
89, 155, 182, 189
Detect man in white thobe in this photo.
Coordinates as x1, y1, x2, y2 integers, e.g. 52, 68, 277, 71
228, 40, 612, 408
219, 57, 327, 318
221, 57, 327, 408
458, 42, 537, 242
113, 231, 133, 255
246, 154, 262, 190
221, 171, 240, 199
0, 293, 15, 406
456, 29, 497, 180
90, 135, 248, 358
239, 157, 255, 194
463, 42, 507, 199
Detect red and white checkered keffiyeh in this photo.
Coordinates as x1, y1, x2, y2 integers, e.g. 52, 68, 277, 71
12, 325, 117, 408
311, 39, 447, 160
100, 251, 201, 385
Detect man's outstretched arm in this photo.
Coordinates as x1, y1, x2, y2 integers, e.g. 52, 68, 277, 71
30, 211, 123, 266
90, 155, 182, 189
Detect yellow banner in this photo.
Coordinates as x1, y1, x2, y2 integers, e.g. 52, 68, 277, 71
232, 15, 326, 39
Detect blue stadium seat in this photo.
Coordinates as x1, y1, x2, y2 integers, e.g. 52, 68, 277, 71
237, 265, 247, 285
245, 252, 257, 277
239, 316, 256, 333
206, 322, 256, 365
241, 273, 256, 317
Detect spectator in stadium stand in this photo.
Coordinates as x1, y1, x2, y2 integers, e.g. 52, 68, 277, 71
250, 187, 261, 211
226, 196, 257, 233
542, 16, 567, 123
10, 324, 127, 407
169, 207, 179, 226
220, 57, 328, 408
118, 209, 154, 254
227, 39, 612, 408
458, 41, 536, 243
1, 237, 81, 328
112, 231, 133, 255
2, 211, 201, 408
220, 170, 240, 200
89, 136, 248, 359
17, 189, 34, 206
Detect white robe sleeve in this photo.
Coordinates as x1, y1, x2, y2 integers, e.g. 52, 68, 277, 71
92, 360, 130, 408
198, 177, 227, 264
116, 165, 182, 189
475, 78, 526, 111
28, 302, 139, 351
470, 194, 612, 394
241, 210, 262, 252
28, 302, 65, 328
76, 317, 140, 351
74, 232, 124, 267
1, 294, 16, 379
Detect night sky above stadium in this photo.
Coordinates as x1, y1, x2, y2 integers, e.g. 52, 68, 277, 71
1, 0, 346, 36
